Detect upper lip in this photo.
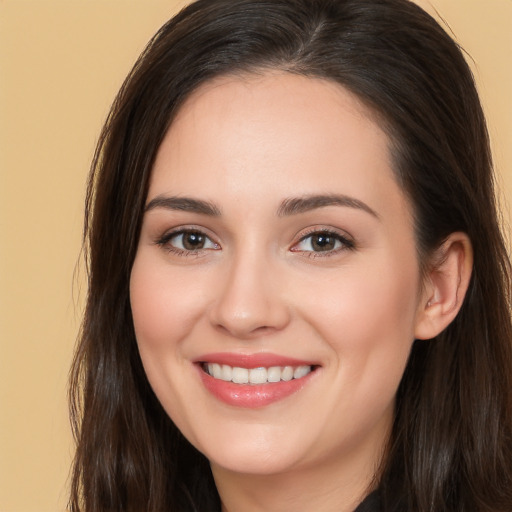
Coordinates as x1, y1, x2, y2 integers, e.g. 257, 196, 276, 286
194, 352, 318, 369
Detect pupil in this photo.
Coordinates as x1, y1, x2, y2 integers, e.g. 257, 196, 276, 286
183, 232, 204, 250
312, 234, 335, 251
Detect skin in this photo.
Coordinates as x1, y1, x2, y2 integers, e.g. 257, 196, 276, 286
130, 73, 468, 511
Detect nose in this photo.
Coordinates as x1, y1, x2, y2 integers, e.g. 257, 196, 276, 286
208, 250, 291, 339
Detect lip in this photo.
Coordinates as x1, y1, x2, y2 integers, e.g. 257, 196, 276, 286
194, 352, 319, 408
195, 352, 316, 368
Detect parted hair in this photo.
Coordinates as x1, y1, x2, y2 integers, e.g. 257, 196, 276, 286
69, 0, 512, 510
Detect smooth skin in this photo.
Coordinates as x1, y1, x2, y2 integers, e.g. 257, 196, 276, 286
130, 73, 472, 512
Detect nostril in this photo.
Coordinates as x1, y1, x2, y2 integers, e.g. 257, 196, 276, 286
213, 322, 280, 339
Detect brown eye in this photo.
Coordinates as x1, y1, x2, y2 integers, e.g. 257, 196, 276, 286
159, 230, 219, 253
293, 230, 354, 254
310, 233, 337, 251
182, 231, 206, 250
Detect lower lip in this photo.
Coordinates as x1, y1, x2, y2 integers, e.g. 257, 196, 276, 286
197, 366, 315, 408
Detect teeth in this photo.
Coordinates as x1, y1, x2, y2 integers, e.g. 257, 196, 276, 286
221, 364, 232, 381
212, 363, 222, 379
232, 367, 249, 384
281, 366, 294, 381
248, 367, 267, 384
267, 366, 281, 383
294, 365, 310, 379
204, 363, 312, 384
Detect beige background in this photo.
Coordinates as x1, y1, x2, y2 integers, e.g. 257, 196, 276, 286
0, 1, 510, 511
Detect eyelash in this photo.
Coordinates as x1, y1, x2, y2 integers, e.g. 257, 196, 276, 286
155, 228, 220, 257
155, 227, 355, 258
291, 228, 355, 258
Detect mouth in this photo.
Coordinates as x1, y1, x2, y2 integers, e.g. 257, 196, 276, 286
195, 354, 319, 408
202, 362, 313, 384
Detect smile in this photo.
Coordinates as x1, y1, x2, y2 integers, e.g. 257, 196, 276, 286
203, 363, 312, 384
196, 356, 319, 408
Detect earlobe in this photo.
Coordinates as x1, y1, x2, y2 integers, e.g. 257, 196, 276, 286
414, 232, 473, 340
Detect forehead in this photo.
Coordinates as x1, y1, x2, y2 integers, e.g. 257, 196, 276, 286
149, 72, 410, 224
169, 72, 383, 156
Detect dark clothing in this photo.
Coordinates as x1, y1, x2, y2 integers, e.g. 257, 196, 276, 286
353, 491, 380, 512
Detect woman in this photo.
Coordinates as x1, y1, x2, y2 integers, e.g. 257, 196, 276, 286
69, 0, 512, 510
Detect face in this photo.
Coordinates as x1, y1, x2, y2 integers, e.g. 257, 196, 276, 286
130, 73, 428, 479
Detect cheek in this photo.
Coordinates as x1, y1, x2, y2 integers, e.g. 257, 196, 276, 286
294, 253, 420, 391
306, 262, 417, 336
312, 262, 419, 435
129, 254, 211, 437
129, 254, 207, 353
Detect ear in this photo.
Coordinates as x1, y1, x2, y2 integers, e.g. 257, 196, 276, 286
414, 232, 473, 340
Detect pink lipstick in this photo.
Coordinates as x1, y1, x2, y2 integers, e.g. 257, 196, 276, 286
195, 352, 318, 408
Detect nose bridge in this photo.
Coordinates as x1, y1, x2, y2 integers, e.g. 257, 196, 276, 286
209, 243, 290, 338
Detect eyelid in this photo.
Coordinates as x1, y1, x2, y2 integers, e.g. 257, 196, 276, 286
153, 224, 354, 257
155, 225, 221, 254
290, 226, 355, 255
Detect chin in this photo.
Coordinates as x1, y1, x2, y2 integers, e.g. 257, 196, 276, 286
193, 425, 310, 476
208, 448, 302, 476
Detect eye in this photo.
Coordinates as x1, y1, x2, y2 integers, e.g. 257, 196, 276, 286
292, 230, 354, 254
157, 229, 219, 253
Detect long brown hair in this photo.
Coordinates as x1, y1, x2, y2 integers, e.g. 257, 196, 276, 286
69, 0, 512, 510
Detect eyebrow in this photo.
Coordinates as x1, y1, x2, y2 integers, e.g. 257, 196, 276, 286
277, 194, 379, 219
145, 196, 221, 216
144, 193, 379, 219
